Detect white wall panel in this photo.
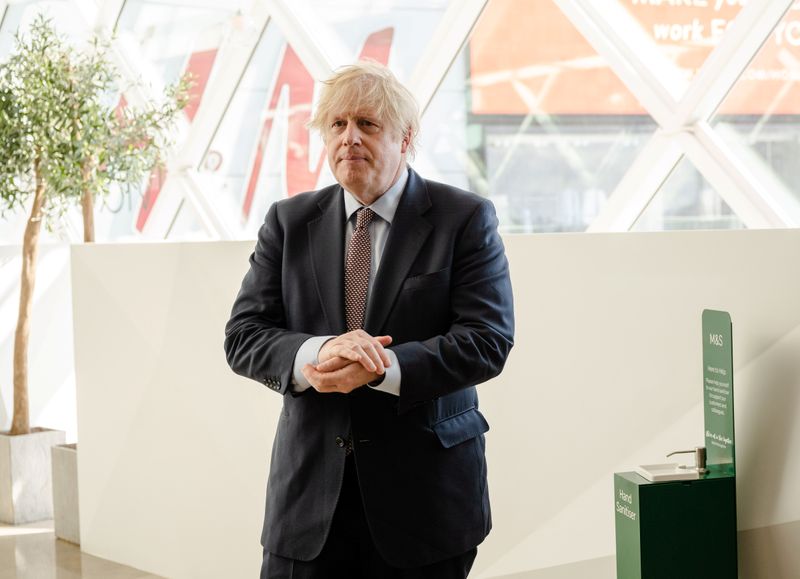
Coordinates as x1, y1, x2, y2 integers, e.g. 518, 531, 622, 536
71, 232, 800, 578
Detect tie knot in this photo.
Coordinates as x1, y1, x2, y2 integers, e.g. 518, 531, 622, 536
355, 207, 375, 230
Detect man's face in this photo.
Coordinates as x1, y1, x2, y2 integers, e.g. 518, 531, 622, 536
324, 107, 408, 205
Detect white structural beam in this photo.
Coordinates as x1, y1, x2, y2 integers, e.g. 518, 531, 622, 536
260, 0, 343, 80
136, 173, 190, 239
587, 130, 683, 232
175, 9, 271, 170
555, 0, 681, 128
680, 122, 800, 228
674, 0, 793, 127
0, 2, 9, 29
93, 0, 127, 34
409, 0, 487, 116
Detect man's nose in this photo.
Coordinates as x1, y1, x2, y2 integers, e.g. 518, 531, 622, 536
342, 121, 362, 145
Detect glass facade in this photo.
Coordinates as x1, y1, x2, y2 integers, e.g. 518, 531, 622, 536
0, 0, 797, 241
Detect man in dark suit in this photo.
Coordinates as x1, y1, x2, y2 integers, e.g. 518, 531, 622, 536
225, 61, 514, 578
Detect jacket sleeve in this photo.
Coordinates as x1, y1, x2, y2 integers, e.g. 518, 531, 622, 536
224, 203, 313, 395
391, 199, 515, 413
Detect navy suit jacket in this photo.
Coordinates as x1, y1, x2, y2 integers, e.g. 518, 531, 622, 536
224, 168, 514, 568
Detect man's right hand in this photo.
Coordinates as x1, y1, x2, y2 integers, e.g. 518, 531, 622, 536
318, 330, 392, 375
302, 358, 378, 394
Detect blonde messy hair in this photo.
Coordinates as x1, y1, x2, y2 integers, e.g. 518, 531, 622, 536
308, 61, 420, 158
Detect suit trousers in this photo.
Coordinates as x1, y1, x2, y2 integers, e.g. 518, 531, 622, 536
260, 455, 478, 579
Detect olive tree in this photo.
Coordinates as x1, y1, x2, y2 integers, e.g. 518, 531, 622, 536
0, 16, 188, 435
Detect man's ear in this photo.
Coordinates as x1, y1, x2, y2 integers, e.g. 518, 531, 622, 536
400, 129, 411, 154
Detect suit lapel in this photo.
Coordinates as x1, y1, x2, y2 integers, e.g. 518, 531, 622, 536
365, 169, 433, 335
308, 186, 347, 335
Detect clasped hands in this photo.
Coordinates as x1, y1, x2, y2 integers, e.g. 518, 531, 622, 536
301, 330, 392, 394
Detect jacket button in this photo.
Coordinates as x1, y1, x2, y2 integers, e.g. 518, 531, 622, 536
335, 436, 345, 448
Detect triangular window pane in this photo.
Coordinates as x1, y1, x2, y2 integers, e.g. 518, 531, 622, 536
166, 198, 208, 241
633, 157, 743, 231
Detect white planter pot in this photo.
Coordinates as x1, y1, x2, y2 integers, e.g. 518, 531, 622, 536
0, 428, 66, 524
52, 443, 79, 544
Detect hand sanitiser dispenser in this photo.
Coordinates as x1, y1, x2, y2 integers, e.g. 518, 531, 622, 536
614, 310, 737, 579
633, 446, 709, 482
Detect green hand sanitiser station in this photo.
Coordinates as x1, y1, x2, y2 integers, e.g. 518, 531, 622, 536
614, 310, 737, 579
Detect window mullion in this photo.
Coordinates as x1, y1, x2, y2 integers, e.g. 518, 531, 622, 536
587, 131, 683, 232
409, 0, 488, 117
675, 0, 793, 126
261, 0, 343, 80
555, 0, 681, 129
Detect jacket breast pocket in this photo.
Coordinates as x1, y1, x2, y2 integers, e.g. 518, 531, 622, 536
432, 407, 490, 449
402, 267, 451, 292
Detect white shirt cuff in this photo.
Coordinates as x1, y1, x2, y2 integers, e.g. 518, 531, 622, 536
371, 348, 401, 396
292, 335, 334, 393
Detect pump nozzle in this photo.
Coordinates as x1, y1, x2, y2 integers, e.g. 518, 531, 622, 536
667, 447, 707, 474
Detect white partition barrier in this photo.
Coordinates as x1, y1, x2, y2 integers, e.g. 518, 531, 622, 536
71, 231, 800, 579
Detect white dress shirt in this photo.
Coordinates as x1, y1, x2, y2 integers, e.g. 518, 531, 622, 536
291, 168, 409, 395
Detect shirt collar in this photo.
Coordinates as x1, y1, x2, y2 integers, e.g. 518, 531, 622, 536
343, 166, 409, 225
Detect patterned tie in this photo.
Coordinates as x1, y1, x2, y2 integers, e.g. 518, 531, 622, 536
345, 207, 375, 332
343, 207, 374, 456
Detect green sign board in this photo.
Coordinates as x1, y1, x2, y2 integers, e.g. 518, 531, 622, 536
702, 309, 735, 475
615, 310, 738, 578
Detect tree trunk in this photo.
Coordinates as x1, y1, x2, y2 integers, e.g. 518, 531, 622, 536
81, 186, 94, 243
11, 162, 46, 436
